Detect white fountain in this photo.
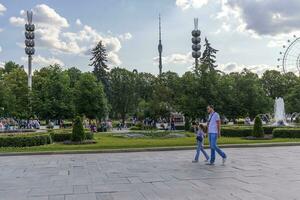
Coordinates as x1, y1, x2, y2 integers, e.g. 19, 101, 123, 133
273, 97, 288, 126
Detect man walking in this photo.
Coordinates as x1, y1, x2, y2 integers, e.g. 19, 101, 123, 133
206, 105, 227, 165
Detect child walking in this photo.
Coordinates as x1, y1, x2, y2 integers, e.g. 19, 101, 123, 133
192, 123, 209, 163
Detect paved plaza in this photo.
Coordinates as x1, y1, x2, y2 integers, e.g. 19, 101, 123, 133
0, 146, 300, 200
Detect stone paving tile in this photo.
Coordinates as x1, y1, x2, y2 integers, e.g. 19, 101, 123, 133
48, 195, 65, 200
65, 193, 97, 200
73, 185, 88, 194
1, 147, 300, 199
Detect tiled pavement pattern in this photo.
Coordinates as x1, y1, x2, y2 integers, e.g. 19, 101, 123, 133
0, 147, 300, 200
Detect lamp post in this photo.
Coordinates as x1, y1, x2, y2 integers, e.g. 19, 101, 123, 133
192, 18, 201, 68
25, 10, 35, 90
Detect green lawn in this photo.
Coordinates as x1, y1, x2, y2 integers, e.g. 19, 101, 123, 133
1, 132, 300, 153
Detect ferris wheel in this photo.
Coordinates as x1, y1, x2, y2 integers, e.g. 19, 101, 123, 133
277, 35, 300, 75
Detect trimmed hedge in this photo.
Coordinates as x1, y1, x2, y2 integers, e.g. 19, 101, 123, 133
221, 126, 276, 137
273, 128, 300, 138
50, 131, 94, 142
221, 127, 252, 137
50, 131, 71, 142
0, 134, 51, 147
262, 126, 276, 135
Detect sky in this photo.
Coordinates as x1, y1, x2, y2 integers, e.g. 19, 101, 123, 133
0, 0, 300, 75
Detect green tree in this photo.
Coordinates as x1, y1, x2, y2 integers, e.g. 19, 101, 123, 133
177, 71, 202, 120
285, 82, 300, 113
200, 38, 218, 70
217, 74, 239, 119
3, 61, 23, 74
74, 73, 107, 120
135, 72, 155, 101
90, 41, 110, 94
0, 79, 12, 117
32, 65, 74, 120
67, 67, 82, 88
4, 68, 29, 118
261, 70, 286, 99
109, 68, 137, 122
230, 69, 272, 118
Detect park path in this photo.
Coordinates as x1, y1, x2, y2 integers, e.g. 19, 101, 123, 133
0, 146, 299, 200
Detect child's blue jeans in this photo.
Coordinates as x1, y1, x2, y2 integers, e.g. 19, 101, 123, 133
195, 140, 209, 161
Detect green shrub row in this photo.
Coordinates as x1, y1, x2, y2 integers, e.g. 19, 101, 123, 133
50, 131, 94, 142
221, 125, 299, 138
221, 127, 252, 137
0, 131, 95, 147
0, 134, 51, 147
273, 128, 300, 138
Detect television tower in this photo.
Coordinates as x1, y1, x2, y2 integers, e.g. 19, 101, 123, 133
192, 18, 201, 68
158, 14, 163, 75
25, 10, 35, 90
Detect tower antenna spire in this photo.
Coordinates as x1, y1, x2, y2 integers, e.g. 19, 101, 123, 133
158, 13, 163, 75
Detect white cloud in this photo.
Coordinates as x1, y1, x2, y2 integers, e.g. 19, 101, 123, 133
9, 16, 26, 26
218, 62, 277, 75
76, 19, 82, 26
10, 4, 126, 66
0, 46, 2, 53
21, 55, 64, 67
0, 3, 6, 15
176, 0, 209, 10
118, 32, 132, 41
153, 52, 192, 65
218, 0, 300, 36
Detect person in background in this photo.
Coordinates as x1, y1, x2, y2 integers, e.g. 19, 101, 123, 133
192, 123, 209, 163
170, 117, 176, 131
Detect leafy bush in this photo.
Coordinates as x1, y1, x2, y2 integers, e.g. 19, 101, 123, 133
221, 127, 252, 137
273, 128, 300, 138
72, 116, 86, 142
252, 116, 264, 138
0, 134, 51, 147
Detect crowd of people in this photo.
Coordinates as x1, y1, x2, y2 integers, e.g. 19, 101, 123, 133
0, 118, 40, 131
84, 119, 113, 132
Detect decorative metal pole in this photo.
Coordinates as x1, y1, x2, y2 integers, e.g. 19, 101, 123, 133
158, 14, 163, 75
192, 18, 201, 68
25, 10, 35, 90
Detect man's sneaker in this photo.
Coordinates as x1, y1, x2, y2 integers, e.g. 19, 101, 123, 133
192, 160, 198, 163
222, 157, 227, 165
204, 159, 209, 162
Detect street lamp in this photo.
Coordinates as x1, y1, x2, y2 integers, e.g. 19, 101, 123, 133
25, 10, 35, 90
